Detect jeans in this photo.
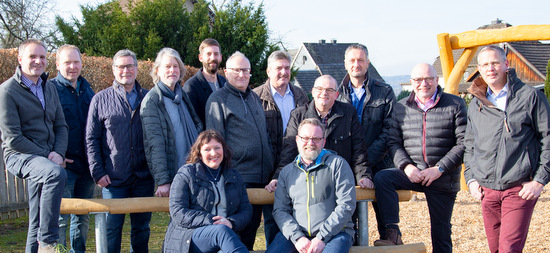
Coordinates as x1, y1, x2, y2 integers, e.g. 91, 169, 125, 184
101, 177, 154, 253
266, 231, 353, 253
481, 186, 538, 253
262, 204, 280, 246
5, 153, 67, 253
374, 168, 456, 253
58, 165, 96, 253
189, 224, 248, 253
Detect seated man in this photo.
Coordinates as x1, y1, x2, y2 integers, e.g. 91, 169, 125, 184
268, 118, 356, 253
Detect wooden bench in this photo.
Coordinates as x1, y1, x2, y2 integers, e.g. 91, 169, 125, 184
61, 187, 426, 252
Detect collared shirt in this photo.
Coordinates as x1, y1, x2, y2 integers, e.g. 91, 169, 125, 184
486, 83, 508, 111
415, 90, 438, 112
316, 108, 331, 125
348, 81, 366, 122
21, 74, 45, 109
116, 83, 138, 111
271, 84, 295, 133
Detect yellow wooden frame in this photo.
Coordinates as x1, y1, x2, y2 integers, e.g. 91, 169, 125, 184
437, 25, 550, 95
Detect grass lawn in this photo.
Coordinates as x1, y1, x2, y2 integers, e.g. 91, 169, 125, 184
0, 212, 267, 252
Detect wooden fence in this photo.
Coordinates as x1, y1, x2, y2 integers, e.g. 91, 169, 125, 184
0, 147, 29, 220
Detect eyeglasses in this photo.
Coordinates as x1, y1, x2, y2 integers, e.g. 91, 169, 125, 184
297, 135, 324, 143
478, 61, 502, 69
227, 68, 251, 75
411, 77, 436, 84
313, 86, 337, 94
114, 64, 136, 71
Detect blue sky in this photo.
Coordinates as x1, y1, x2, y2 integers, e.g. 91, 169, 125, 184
56, 0, 550, 76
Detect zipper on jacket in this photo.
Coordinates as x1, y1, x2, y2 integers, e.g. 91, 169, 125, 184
422, 111, 428, 163
306, 171, 312, 237
504, 114, 510, 133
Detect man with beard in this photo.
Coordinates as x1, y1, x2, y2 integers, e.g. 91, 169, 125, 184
267, 118, 356, 253
183, 38, 227, 124
278, 75, 372, 188
252, 50, 308, 246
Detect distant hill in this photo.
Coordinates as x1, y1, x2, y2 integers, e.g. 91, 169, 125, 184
382, 75, 409, 95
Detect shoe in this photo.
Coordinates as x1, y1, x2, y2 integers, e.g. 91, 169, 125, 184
37, 242, 68, 253
373, 227, 403, 246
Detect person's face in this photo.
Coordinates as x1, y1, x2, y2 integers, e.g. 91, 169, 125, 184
157, 55, 180, 87
410, 64, 438, 102
200, 139, 224, 169
56, 48, 82, 84
312, 78, 338, 110
267, 59, 290, 88
18, 43, 47, 80
477, 50, 509, 88
296, 123, 325, 162
344, 48, 369, 79
112, 56, 137, 86
224, 56, 251, 92
199, 46, 222, 75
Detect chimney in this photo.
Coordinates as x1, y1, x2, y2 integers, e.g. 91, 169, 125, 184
331, 39, 337, 44
319, 39, 326, 44
491, 18, 502, 25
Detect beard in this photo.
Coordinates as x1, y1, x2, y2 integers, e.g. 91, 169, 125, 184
299, 145, 322, 162
203, 60, 220, 74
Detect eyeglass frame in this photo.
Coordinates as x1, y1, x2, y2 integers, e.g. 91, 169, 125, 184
410, 76, 437, 84
312, 86, 337, 94
227, 68, 251, 75
114, 64, 137, 71
296, 135, 324, 143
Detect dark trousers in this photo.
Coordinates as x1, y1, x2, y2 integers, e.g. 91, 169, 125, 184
481, 186, 538, 253
190, 224, 248, 253
374, 168, 457, 253
6, 153, 67, 253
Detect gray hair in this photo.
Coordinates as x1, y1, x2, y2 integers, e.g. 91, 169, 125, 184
345, 44, 369, 59
478, 45, 507, 62
113, 49, 138, 67
150, 47, 187, 84
19, 39, 47, 55
226, 51, 249, 67
267, 50, 291, 69
56, 44, 82, 63
298, 118, 325, 138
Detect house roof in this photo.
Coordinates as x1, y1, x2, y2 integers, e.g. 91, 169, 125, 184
294, 70, 321, 94
508, 41, 550, 77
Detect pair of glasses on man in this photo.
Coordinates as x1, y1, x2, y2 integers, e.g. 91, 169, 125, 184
297, 135, 324, 143
227, 68, 251, 75
411, 77, 436, 84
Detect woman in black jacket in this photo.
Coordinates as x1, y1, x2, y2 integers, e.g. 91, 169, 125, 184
163, 130, 252, 253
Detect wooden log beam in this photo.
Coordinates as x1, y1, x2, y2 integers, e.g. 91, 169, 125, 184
443, 46, 478, 95
447, 25, 550, 49
60, 188, 414, 214
437, 33, 454, 85
250, 242, 427, 253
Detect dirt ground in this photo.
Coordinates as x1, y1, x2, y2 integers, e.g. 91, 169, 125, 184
367, 186, 550, 252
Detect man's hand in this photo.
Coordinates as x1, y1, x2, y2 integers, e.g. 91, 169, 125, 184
307, 237, 325, 253
519, 181, 544, 200
404, 164, 424, 183
468, 180, 483, 201
155, 184, 171, 197
212, 216, 232, 229
265, 179, 278, 193
358, 177, 374, 189
48, 152, 64, 166
294, 236, 311, 253
61, 158, 74, 168
420, 166, 443, 187
97, 175, 111, 188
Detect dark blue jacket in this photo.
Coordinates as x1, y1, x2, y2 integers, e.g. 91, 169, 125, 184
163, 162, 252, 253
182, 68, 226, 125
50, 73, 95, 172
86, 81, 151, 187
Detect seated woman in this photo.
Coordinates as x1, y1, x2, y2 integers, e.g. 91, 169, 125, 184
163, 130, 252, 253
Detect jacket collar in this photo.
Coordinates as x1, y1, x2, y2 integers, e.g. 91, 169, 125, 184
224, 81, 251, 98
294, 149, 331, 172
467, 68, 522, 107
304, 100, 345, 123
54, 72, 91, 92
14, 66, 49, 90
338, 72, 376, 104
405, 85, 443, 110
196, 68, 225, 92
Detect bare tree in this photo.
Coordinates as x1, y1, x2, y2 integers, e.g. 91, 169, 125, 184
0, 0, 56, 49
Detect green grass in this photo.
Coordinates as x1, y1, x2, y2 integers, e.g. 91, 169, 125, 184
0, 213, 267, 252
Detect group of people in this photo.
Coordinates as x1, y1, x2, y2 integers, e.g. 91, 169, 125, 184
0, 37, 548, 253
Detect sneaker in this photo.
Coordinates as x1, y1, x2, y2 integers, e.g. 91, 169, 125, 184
373, 227, 403, 246
37, 242, 69, 253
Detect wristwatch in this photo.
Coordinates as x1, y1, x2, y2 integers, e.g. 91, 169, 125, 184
437, 165, 444, 173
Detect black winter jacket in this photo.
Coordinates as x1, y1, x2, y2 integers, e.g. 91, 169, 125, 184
388, 87, 466, 192
182, 68, 226, 125
253, 81, 309, 173
277, 100, 370, 182
338, 74, 396, 173
464, 69, 550, 190
163, 162, 252, 253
